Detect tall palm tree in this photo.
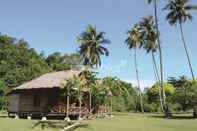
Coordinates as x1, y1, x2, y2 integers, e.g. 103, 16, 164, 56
148, 0, 168, 116
77, 25, 110, 68
77, 25, 110, 115
125, 24, 144, 113
140, 16, 164, 112
164, 0, 196, 80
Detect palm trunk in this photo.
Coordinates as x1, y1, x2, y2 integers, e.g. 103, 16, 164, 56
110, 97, 113, 116
78, 87, 82, 119
153, 0, 169, 116
66, 87, 70, 118
152, 52, 164, 112
89, 90, 92, 113
134, 49, 144, 113
152, 52, 160, 82
179, 22, 195, 81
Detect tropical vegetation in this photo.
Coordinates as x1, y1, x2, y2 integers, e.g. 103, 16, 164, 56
0, 0, 197, 125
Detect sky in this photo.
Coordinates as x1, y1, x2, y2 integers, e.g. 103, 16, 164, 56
0, 0, 197, 88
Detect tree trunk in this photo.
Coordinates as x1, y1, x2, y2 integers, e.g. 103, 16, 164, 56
66, 88, 70, 118
78, 88, 82, 119
110, 97, 113, 116
89, 90, 92, 113
179, 22, 195, 81
154, 0, 169, 117
152, 52, 164, 112
134, 49, 144, 113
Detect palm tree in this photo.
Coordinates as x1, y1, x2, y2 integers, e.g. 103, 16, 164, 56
77, 25, 110, 114
77, 25, 110, 68
147, 0, 168, 115
164, 0, 196, 80
140, 16, 164, 112
63, 76, 80, 121
125, 24, 144, 113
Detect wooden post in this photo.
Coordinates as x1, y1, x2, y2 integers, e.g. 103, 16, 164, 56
65, 87, 70, 121
78, 90, 82, 120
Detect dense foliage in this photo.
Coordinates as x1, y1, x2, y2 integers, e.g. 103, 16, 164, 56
46, 52, 81, 71
63, 74, 139, 113
143, 76, 197, 113
0, 34, 81, 110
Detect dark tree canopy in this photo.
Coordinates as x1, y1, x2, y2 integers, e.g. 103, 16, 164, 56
46, 52, 81, 71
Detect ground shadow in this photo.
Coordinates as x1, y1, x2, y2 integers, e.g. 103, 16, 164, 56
0, 116, 7, 118
31, 120, 90, 131
31, 120, 69, 130
150, 114, 196, 120
69, 123, 90, 131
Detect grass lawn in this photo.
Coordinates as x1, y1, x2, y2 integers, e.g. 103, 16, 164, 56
0, 118, 67, 131
76, 113, 197, 131
0, 113, 197, 131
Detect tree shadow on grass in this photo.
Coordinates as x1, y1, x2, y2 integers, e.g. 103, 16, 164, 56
0, 116, 7, 118
150, 114, 196, 120
31, 120, 69, 130
31, 120, 90, 131
68, 123, 90, 131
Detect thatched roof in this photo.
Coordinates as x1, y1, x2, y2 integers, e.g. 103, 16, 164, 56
13, 70, 81, 90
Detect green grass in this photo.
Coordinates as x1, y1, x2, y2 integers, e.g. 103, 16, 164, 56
0, 113, 197, 131
76, 113, 197, 131
0, 110, 7, 116
0, 118, 67, 131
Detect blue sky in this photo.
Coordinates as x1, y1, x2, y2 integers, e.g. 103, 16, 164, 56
1, 0, 197, 88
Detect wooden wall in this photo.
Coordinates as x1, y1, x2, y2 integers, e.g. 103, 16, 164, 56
8, 94, 20, 112
9, 88, 61, 113
18, 93, 48, 112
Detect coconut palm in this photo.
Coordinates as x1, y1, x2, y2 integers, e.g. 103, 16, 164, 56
125, 24, 144, 113
164, 0, 197, 80
147, 0, 167, 115
139, 16, 164, 112
77, 25, 110, 68
77, 25, 110, 114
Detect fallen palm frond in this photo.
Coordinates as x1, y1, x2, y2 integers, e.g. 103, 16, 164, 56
62, 122, 88, 131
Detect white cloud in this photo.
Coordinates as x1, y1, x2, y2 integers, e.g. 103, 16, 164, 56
96, 59, 155, 90
97, 59, 129, 76
123, 79, 154, 90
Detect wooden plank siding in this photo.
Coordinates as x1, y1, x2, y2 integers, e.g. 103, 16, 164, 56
9, 88, 60, 114
18, 93, 48, 112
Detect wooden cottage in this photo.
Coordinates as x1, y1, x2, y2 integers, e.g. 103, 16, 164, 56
8, 70, 89, 119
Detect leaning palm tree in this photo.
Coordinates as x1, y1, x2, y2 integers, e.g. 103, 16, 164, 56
164, 0, 196, 80
140, 16, 164, 112
77, 25, 110, 115
147, 0, 167, 115
125, 24, 144, 113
